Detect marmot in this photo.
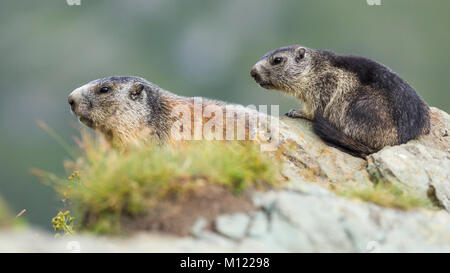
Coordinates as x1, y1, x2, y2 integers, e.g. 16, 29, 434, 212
68, 76, 274, 146
250, 45, 430, 157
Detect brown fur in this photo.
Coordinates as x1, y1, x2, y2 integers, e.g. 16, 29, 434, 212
69, 76, 269, 146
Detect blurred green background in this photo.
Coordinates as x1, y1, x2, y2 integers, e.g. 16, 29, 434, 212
0, 0, 449, 230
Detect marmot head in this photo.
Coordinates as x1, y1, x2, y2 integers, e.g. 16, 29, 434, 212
250, 45, 315, 94
68, 76, 160, 143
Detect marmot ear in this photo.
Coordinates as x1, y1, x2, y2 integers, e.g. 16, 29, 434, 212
130, 83, 145, 100
295, 47, 306, 62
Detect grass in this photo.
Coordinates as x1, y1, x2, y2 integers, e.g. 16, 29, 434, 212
33, 122, 435, 236
334, 182, 433, 210
0, 196, 12, 228
34, 132, 283, 234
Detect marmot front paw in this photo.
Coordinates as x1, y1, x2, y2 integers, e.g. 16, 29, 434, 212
285, 109, 310, 120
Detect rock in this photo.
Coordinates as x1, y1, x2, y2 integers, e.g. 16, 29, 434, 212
251, 190, 279, 212
267, 191, 450, 252
1, 106, 449, 252
214, 213, 250, 240
278, 117, 371, 185
190, 217, 208, 238
247, 211, 268, 238
415, 107, 450, 152
279, 107, 450, 210
269, 212, 313, 252
367, 143, 450, 210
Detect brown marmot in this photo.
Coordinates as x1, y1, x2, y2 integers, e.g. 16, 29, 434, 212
250, 45, 430, 157
68, 76, 275, 146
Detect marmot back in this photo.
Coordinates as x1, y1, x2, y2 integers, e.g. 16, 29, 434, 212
250, 45, 430, 157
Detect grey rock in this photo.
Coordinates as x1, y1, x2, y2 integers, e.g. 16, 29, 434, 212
215, 213, 250, 240
252, 191, 279, 212
278, 117, 371, 185
279, 107, 450, 211
269, 212, 313, 252
267, 190, 450, 252
247, 211, 268, 238
271, 191, 357, 252
190, 217, 208, 238
367, 143, 450, 211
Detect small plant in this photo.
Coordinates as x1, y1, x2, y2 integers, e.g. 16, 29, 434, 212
52, 210, 75, 237
68, 171, 81, 181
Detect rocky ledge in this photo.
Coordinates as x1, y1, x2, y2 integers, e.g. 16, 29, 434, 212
1, 108, 449, 252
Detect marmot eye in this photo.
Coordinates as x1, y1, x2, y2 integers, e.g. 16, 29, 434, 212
272, 57, 283, 65
99, 87, 111, 93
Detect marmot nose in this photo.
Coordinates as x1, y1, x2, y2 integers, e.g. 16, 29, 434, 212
68, 95, 76, 111
250, 68, 261, 82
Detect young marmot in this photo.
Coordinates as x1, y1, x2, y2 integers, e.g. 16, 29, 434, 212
250, 45, 430, 157
68, 76, 273, 146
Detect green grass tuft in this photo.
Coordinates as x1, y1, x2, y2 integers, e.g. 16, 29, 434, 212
37, 133, 283, 234
335, 182, 433, 210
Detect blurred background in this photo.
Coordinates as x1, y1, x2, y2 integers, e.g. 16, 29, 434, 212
0, 0, 449, 230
